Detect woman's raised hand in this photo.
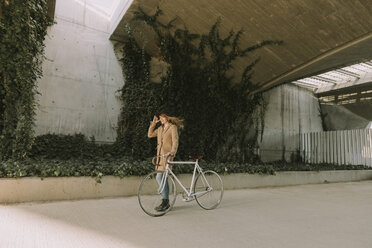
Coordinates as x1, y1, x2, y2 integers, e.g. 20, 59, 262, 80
153, 115, 160, 123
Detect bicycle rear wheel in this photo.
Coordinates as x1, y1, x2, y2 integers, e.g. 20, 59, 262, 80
138, 171, 176, 217
194, 170, 223, 210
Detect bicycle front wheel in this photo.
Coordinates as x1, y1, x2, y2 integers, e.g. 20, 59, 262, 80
194, 170, 223, 210
138, 171, 177, 217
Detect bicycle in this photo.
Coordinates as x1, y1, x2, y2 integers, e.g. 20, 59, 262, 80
138, 154, 224, 217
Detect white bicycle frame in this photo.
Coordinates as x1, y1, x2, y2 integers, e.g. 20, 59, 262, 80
157, 155, 212, 198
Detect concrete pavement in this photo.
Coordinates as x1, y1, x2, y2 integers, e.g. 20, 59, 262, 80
1, 181, 372, 248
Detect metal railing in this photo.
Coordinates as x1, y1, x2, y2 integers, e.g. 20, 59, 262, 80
301, 129, 372, 166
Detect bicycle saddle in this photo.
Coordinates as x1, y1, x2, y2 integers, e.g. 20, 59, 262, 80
190, 155, 203, 160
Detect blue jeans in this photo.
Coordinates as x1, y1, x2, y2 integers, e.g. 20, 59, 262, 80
156, 172, 169, 200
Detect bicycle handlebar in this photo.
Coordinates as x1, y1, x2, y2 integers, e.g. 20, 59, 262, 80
152, 154, 174, 166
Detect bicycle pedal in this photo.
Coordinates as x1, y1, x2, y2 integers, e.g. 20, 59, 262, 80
182, 196, 195, 202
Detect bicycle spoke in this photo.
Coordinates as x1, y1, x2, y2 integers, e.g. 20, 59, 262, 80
194, 171, 224, 210
138, 171, 177, 217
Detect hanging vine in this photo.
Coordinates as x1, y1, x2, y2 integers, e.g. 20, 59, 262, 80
116, 7, 282, 162
0, 0, 52, 160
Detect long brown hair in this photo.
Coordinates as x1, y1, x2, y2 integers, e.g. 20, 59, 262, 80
159, 113, 184, 130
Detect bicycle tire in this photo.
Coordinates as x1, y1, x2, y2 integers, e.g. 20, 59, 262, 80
194, 170, 223, 210
138, 171, 177, 217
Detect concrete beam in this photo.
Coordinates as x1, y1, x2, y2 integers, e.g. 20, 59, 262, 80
109, 0, 134, 37
47, 0, 56, 21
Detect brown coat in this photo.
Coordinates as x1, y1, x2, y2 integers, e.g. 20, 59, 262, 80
148, 121, 179, 171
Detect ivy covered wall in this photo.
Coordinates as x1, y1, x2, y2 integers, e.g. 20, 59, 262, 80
0, 0, 52, 160
116, 8, 282, 162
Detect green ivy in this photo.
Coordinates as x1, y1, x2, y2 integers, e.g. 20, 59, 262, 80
29, 133, 115, 160
116, 7, 282, 162
115, 23, 158, 159
0, 0, 52, 160
4, 133, 367, 182
1, 156, 370, 183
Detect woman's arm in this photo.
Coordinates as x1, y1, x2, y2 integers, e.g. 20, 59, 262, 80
170, 125, 179, 155
148, 121, 158, 138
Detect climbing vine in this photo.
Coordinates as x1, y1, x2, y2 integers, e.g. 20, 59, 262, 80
0, 0, 52, 160
115, 23, 159, 159
116, 7, 282, 162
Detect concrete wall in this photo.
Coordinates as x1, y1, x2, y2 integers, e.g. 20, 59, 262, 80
258, 84, 323, 162
34, 0, 125, 143
1, 171, 372, 203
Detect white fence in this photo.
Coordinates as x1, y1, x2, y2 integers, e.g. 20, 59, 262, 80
300, 129, 372, 166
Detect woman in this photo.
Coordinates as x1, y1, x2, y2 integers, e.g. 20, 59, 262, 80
148, 112, 184, 211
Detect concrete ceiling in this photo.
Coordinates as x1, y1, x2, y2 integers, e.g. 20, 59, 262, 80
110, 0, 372, 94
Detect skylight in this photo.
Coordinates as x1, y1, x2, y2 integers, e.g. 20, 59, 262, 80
293, 61, 372, 93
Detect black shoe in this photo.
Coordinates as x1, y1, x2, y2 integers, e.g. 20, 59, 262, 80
155, 199, 170, 212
